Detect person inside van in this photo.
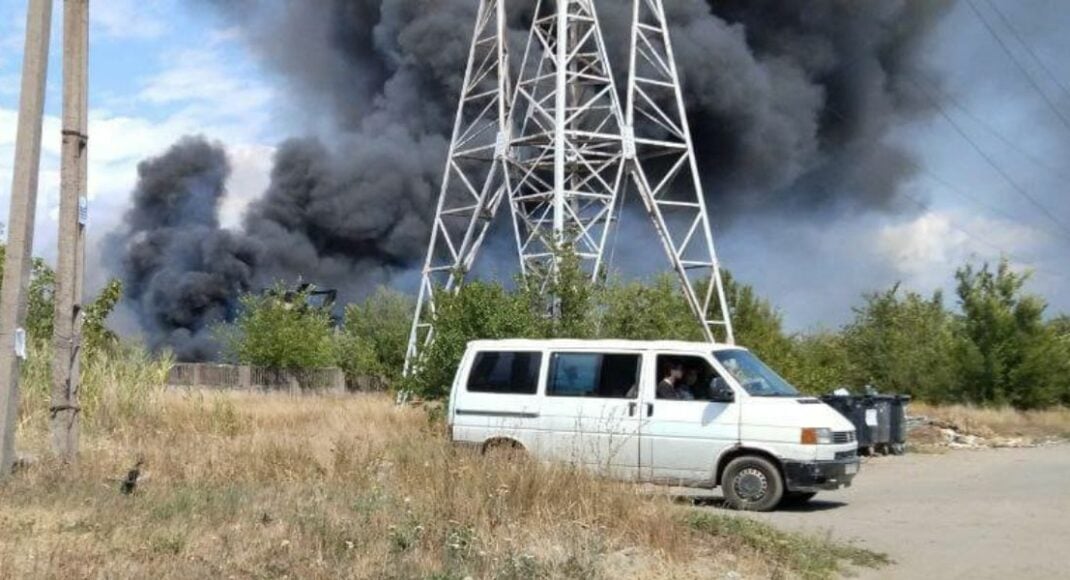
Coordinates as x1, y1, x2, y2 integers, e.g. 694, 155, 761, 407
657, 362, 684, 399
675, 367, 698, 400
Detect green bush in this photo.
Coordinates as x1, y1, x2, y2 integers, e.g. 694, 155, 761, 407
401, 281, 543, 399
219, 286, 338, 370
337, 287, 414, 384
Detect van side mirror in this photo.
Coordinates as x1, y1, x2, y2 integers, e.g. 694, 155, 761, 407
710, 378, 735, 403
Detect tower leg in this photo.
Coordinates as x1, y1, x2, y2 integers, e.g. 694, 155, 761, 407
405, 0, 512, 374
624, 0, 735, 344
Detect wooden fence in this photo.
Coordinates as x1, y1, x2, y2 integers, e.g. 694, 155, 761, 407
167, 363, 386, 393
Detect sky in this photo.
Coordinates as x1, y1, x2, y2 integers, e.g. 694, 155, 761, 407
0, 0, 1067, 334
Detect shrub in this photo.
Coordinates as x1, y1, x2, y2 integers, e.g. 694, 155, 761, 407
219, 285, 338, 370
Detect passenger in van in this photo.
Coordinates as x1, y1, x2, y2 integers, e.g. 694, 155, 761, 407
656, 362, 684, 399
675, 368, 698, 400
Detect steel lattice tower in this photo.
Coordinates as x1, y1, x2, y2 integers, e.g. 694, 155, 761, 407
406, 0, 734, 374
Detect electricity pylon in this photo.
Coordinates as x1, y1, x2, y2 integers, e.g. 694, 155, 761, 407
405, 0, 734, 374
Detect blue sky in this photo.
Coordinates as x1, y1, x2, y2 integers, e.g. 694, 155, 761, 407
0, 0, 1068, 331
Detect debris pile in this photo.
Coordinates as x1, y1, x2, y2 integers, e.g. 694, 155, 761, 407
905, 416, 1058, 449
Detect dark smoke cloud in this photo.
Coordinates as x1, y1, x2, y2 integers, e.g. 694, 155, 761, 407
108, 137, 259, 360
114, 0, 952, 358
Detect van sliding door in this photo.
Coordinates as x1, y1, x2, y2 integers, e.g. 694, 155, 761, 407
539, 351, 643, 480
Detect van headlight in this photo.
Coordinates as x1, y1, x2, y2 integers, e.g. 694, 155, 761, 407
800, 427, 833, 445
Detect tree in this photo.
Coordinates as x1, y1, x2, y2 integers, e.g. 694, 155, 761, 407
83, 279, 124, 354
403, 281, 543, 399
338, 287, 413, 384
781, 332, 851, 395
598, 275, 703, 341
220, 286, 338, 369
721, 271, 795, 373
841, 285, 964, 402
1051, 315, 1070, 339
955, 259, 1069, 408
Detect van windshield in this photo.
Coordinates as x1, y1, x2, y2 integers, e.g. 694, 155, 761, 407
713, 350, 800, 397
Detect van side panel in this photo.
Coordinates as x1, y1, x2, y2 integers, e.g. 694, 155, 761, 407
451, 348, 546, 452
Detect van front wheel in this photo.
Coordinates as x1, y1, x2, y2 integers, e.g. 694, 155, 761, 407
722, 456, 784, 512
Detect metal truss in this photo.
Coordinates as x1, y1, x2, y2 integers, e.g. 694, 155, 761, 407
624, 0, 735, 344
505, 0, 628, 288
405, 0, 511, 372
406, 0, 734, 374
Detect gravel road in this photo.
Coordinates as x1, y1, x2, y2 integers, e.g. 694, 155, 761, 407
731, 445, 1070, 579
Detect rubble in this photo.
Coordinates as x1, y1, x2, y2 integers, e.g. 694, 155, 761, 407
906, 415, 1060, 450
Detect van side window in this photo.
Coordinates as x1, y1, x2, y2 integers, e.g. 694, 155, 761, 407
467, 351, 542, 394
655, 354, 727, 401
548, 353, 640, 399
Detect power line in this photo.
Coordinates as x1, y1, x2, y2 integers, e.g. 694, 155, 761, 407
936, 82, 1070, 182
983, 0, 1070, 103
919, 81, 1070, 241
965, 0, 1070, 134
824, 93, 1070, 244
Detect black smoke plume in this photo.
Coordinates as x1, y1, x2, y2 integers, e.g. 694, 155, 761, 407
108, 137, 259, 360
114, 0, 953, 359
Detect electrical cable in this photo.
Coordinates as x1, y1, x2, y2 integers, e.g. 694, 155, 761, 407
965, 0, 1070, 134
983, 0, 1070, 103
926, 93, 1070, 241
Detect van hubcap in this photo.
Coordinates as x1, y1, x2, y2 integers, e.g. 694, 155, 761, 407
735, 468, 768, 501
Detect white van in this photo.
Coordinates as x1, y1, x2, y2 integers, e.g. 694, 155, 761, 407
447, 339, 859, 511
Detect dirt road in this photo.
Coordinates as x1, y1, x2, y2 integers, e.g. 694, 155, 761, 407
729, 445, 1070, 579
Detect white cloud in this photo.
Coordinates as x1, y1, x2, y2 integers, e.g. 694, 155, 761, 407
876, 211, 1042, 291
0, 35, 279, 266
222, 143, 274, 229
90, 0, 168, 41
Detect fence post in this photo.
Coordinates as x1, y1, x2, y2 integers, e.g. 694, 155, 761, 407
239, 365, 251, 390
288, 370, 299, 396
192, 364, 201, 386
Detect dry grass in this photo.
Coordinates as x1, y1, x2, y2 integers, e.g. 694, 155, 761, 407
2, 387, 884, 579
910, 402, 1070, 442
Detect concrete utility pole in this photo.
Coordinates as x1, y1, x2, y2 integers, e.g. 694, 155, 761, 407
0, 0, 54, 476
52, 0, 90, 462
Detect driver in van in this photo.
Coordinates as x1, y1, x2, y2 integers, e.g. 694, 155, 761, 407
656, 362, 684, 399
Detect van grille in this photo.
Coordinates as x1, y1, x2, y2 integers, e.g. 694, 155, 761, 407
832, 431, 856, 444
835, 449, 858, 460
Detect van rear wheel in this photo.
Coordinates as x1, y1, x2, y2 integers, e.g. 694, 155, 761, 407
721, 456, 784, 512
482, 439, 526, 462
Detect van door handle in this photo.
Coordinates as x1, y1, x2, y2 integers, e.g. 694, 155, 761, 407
646, 403, 654, 417
628, 402, 637, 417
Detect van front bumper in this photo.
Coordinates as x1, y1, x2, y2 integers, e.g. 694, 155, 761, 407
783, 457, 859, 492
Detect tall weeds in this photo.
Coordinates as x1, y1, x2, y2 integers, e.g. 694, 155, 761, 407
2, 391, 884, 579
17, 341, 172, 433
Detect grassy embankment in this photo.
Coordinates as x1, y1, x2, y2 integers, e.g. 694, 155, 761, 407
1, 349, 887, 579
909, 402, 1070, 444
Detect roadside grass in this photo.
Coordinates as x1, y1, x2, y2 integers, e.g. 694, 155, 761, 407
4, 349, 887, 579
687, 512, 890, 579
910, 402, 1070, 442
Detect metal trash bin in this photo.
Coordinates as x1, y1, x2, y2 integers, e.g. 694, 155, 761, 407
888, 395, 912, 455
869, 396, 893, 453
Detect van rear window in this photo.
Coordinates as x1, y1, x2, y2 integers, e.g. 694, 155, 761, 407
466, 351, 542, 394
